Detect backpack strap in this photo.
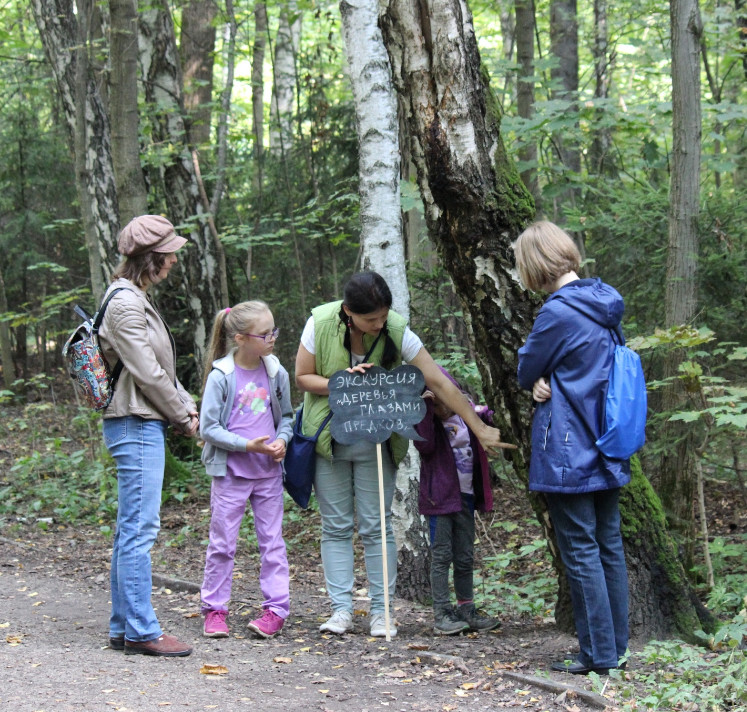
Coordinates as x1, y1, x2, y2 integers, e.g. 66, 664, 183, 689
92, 287, 127, 389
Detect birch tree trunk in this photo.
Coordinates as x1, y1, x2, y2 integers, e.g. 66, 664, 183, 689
381, 0, 713, 639
269, 1, 301, 153
109, 0, 148, 224
138, 1, 226, 366
658, 0, 704, 568
339, 0, 431, 602
31, 0, 119, 303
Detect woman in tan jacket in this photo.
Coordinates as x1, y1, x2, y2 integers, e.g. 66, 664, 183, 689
98, 215, 198, 657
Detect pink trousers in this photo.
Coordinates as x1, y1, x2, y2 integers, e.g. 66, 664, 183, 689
201, 473, 290, 618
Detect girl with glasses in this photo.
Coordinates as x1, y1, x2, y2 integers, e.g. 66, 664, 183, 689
199, 301, 294, 639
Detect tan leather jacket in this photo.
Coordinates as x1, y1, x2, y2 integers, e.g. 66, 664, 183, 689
98, 278, 196, 429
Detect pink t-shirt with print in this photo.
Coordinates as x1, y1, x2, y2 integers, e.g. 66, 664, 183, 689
226, 363, 281, 479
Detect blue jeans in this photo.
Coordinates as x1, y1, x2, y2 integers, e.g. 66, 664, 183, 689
545, 488, 629, 669
314, 440, 396, 614
103, 416, 167, 642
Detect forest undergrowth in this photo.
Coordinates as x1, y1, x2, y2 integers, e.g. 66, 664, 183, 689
0, 376, 745, 710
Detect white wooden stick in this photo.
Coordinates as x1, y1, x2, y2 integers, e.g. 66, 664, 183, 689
376, 442, 391, 641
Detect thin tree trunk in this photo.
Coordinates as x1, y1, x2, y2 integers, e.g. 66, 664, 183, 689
658, 0, 704, 569
0, 264, 16, 389
515, 0, 540, 208
109, 0, 148, 223
249, 1, 268, 286
269, 1, 300, 153
180, 0, 219, 149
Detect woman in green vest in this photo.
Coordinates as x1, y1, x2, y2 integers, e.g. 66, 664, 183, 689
295, 272, 512, 638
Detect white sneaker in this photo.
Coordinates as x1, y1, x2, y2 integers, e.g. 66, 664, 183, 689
319, 609, 353, 635
370, 612, 397, 638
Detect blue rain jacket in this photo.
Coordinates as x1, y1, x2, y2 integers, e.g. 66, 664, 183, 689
518, 278, 631, 494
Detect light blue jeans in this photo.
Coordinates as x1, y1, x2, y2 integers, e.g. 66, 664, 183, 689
103, 415, 167, 642
314, 440, 397, 614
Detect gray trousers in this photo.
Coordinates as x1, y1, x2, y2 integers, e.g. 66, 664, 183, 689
429, 494, 475, 611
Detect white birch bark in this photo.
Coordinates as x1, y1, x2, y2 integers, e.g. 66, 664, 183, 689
269, 1, 301, 153
340, 0, 429, 602
340, 0, 408, 315
31, 0, 119, 303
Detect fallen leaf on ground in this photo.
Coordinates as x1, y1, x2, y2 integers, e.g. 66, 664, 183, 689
273, 657, 292, 664
199, 664, 228, 675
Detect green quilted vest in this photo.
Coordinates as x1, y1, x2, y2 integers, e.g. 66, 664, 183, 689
302, 300, 409, 465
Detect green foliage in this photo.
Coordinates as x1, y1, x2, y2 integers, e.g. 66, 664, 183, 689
478, 529, 556, 619
608, 606, 747, 710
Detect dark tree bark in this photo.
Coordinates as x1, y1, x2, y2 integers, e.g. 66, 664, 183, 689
180, 0, 219, 149
381, 0, 713, 640
515, 0, 540, 208
657, 0, 704, 569
138, 1, 227, 367
110, 0, 148, 223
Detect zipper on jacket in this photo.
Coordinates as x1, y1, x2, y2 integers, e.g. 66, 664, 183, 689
543, 412, 551, 450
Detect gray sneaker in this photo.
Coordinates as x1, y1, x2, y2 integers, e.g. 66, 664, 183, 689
319, 609, 353, 635
370, 612, 397, 638
456, 602, 500, 632
434, 606, 470, 636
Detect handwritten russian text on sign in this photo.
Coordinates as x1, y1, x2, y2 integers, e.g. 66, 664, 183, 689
328, 365, 426, 444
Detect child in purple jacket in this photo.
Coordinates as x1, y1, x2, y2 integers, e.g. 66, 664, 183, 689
414, 367, 500, 635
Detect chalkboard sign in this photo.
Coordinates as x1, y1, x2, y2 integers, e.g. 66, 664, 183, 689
328, 365, 427, 444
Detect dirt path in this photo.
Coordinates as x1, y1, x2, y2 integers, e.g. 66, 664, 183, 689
1, 529, 616, 712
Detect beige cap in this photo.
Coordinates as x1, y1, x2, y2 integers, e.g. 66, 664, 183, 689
117, 215, 188, 256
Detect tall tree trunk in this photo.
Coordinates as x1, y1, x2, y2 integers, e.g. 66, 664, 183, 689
589, 0, 615, 177
138, 1, 226, 367
109, 0, 148, 224
340, 0, 430, 602
269, 1, 300, 153
515, 0, 540, 208
180, 0, 218, 150
658, 0, 704, 569
31, 0, 119, 304
549, 0, 585, 266
0, 264, 16, 389
381, 0, 713, 640
249, 1, 268, 285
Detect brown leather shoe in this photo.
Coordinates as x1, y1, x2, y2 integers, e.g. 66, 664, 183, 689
124, 634, 192, 657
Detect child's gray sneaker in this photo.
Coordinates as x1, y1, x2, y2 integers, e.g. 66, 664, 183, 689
319, 609, 353, 635
456, 602, 500, 632
370, 612, 397, 638
434, 606, 470, 636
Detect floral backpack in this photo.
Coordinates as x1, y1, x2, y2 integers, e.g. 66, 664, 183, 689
62, 288, 127, 411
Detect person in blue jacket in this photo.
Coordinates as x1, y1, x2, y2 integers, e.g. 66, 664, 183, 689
514, 221, 629, 676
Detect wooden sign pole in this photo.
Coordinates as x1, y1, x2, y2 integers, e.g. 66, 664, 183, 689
376, 442, 391, 642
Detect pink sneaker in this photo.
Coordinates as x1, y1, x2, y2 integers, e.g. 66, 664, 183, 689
247, 609, 284, 639
203, 610, 229, 638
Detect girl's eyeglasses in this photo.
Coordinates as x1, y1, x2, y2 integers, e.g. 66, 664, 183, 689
243, 327, 280, 343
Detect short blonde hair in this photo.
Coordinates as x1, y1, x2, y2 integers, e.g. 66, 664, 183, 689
513, 221, 581, 292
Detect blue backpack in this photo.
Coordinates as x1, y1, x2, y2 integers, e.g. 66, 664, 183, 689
595, 328, 647, 459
